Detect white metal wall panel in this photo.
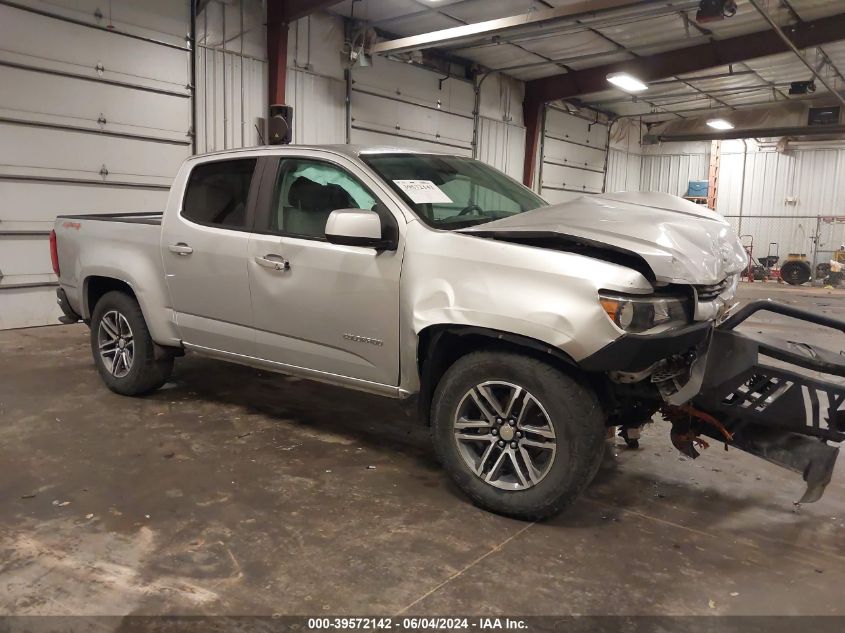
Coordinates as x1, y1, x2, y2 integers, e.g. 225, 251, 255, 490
195, 0, 267, 153
0, 66, 190, 143
350, 56, 475, 154
1, 181, 169, 232
793, 149, 845, 217
10, 0, 189, 45
605, 148, 642, 193
717, 149, 795, 217
0, 0, 192, 329
285, 69, 346, 145
351, 129, 473, 157
476, 116, 525, 182
0, 4, 190, 93
540, 107, 609, 201
640, 153, 709, 197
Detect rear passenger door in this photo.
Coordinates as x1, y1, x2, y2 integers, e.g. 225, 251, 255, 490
161, 157, 259, 355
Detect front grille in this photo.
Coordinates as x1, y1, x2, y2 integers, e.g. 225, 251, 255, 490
694, 277, 730, 302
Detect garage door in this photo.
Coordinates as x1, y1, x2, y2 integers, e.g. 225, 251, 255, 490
350, 57, 475, 157
0, 0, 192, 330
540, 106, 609, 204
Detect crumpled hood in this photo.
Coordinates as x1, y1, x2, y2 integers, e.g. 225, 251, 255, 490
461, 191, 748, 285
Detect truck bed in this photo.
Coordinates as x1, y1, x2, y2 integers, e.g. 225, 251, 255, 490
53, 210, 178, 345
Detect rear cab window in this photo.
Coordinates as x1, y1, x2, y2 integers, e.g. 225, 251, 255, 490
182, 158, 258, 229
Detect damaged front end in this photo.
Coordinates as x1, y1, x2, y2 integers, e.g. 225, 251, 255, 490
660, 300, 844, 504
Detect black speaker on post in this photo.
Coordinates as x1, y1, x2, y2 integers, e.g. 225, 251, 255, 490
269, 104, 293, 144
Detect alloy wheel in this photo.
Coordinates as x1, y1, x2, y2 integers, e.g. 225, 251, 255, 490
453, 381, 557, 490
97, 310, 134, 378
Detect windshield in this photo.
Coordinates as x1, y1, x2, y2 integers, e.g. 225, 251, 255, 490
362, 154, 548, 229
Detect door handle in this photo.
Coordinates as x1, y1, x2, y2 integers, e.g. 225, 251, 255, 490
255, 254, 290, 271
168, 242, 193, 255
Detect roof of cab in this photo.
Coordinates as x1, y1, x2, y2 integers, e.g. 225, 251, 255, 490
189, 144, 454, 161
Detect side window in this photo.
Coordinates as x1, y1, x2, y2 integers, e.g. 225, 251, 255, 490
182, 158, 257, 229
268, 159, 378, 239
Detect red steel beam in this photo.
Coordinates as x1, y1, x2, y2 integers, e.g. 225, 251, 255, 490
521, 11, 845, 185
267, 1, 343, 105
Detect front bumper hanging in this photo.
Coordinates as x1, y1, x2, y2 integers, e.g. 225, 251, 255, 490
673, 300, 845, 503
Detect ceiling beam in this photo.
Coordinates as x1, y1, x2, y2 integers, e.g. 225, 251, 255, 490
521, 11, 845, 186
370, 0, 668, 55
267, 0, 343, 25
266, 1, 342, 106
748, 0, 845, 107
524, 11, 845, 104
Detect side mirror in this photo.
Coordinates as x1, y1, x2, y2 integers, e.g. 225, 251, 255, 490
325, 209, 397, 250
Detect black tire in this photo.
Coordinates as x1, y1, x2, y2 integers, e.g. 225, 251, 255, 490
780, 260, 812, 286
89, 291, 173, 396
430, 351, 606, 521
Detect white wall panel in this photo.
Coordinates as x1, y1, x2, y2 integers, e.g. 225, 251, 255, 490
0, 0, 192, 329
350, 56, 474, 154
285, 69, 346, 145
1, 181, 169, 232
540, 106, 608, 201
196, 0, 267, 153
351, 129, 473, 157
0, 4, 190, 93
12, 0, 189, 45
0, 66, 190, 143
288, 12, 346, 80
0, 287, 61, 330
793, 149, 845, 217
606, 148, 642, 193
640, 152, 709, 197
476, 117, 525, 182
0, 123, 189, 187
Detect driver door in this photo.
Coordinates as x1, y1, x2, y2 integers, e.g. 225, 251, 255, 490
247, 154, 405, 388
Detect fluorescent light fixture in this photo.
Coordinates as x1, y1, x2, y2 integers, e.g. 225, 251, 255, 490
606, 72, 648, 92
707, 118, 735, 130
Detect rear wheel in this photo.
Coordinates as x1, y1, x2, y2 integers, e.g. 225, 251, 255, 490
90, 291, 173, 396
430, 351, 606, 520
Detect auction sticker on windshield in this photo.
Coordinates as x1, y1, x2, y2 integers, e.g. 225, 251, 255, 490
393, 180, 453, 204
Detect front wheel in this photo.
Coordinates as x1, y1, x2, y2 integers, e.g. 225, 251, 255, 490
90, 291, 173, 396
430, 351, 606, 520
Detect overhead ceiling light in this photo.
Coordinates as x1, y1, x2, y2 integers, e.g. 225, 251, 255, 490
606, 72, 648, 93
707, 118, 735, 130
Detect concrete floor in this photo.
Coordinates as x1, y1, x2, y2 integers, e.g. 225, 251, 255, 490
1, 283, 843, 617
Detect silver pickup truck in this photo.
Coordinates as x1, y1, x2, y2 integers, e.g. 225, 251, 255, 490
51, 145, 844, 519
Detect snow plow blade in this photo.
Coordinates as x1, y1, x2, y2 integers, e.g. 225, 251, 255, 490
690, 300, 845, 503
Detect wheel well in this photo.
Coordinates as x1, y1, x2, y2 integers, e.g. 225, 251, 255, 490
415, 325, 580, 425
85, 276, 135, 318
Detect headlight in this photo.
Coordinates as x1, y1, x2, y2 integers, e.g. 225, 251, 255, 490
599, 292, 691, 333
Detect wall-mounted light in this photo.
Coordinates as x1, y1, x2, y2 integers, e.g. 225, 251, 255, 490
706, 118, 734, 130
606, 72, 648, 92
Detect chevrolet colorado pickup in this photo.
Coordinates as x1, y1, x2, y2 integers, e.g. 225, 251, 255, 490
52, 145, 844, 519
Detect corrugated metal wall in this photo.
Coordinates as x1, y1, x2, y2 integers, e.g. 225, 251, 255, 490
476, 117, 525, 182
284, 12, 346, 145
640, 142, 710, 197
717, 141, 845, 219
195, 0, 267, 153
605, 119, 643, 193
716, 139, 845, 261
